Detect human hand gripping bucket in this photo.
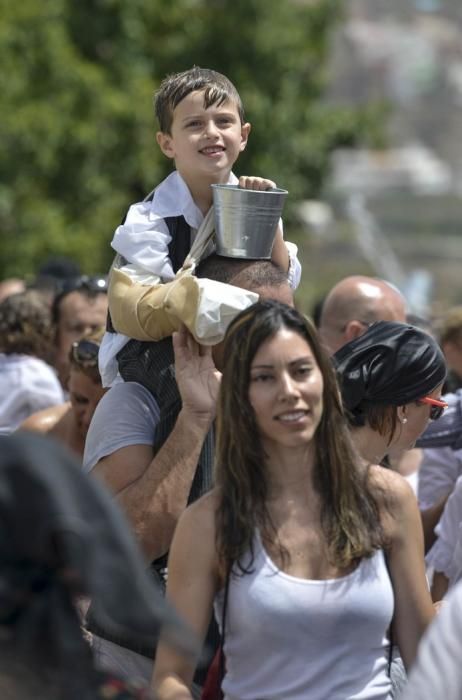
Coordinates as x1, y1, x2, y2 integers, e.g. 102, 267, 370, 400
211, 184, 288, 259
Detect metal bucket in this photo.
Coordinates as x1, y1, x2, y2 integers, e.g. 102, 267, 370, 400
212, 184, 288, 259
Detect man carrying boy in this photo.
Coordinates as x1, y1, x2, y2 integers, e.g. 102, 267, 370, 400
99, 66, 301, 386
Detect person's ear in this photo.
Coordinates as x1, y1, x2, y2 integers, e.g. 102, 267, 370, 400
239, 122, 251, 152
156, 131, 175, 159
396, 405, 408, 425
343, 320, 367, 344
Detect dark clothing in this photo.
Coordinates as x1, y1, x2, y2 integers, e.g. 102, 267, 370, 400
0, 434, 190, 700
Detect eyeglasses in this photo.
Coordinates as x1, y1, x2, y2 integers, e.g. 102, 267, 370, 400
417, 396, 448, 421
71, 339, 100, 368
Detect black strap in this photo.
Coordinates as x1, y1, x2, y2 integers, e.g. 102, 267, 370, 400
218, 568, 231, 685
387, 625, 393, 676
384, 549, 394, 677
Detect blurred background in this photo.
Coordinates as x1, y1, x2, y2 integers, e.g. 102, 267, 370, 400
1, 0, 461, 317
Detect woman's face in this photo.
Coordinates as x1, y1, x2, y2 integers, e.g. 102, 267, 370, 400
248, 328, 324, 451
390, 383, 445, 452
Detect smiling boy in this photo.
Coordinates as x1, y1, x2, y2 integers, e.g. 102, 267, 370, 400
100, 67, 301, 386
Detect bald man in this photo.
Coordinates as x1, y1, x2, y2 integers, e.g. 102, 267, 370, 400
319, 275, 407, 355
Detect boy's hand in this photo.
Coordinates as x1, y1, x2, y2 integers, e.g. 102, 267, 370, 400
239, 176, 276, 191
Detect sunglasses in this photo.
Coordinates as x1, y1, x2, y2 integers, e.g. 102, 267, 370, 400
417, 396, 448, 421
71, 339, 100, 368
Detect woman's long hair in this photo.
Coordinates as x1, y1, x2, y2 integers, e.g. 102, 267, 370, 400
215, 301, 385, 577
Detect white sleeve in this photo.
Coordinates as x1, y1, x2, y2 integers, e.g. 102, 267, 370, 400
426, 476, 462, 583
83, 382, 160, 473
418, 447, 462, 509
111, 202, 175, 281
286, 240, 302, 290
402, 582, 462, 700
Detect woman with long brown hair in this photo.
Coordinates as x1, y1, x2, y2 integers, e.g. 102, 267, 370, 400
153, 301, 435, 700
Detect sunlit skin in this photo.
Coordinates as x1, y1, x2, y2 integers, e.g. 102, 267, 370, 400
248, 329, 324, 463
319, 276, 407, 356
156, 90, 251, 213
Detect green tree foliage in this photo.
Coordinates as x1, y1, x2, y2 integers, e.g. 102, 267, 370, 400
0, 0, 383, 279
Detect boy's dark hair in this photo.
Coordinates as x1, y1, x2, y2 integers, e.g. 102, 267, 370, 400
154, 66, 245, 134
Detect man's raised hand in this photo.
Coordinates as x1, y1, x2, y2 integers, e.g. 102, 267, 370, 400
172, 325, 222, 423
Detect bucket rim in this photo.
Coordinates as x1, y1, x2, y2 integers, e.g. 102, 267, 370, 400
211, 183, 288, 195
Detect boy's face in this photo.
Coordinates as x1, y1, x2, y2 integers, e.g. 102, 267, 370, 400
156, 90, 250, 188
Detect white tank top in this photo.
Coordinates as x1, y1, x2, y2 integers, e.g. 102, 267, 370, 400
214, 533, 394, 700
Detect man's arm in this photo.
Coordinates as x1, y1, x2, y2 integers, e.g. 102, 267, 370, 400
92, 327, 221, 561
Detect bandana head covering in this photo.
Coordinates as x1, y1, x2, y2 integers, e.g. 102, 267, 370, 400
333, 321, 446, 425
0, 433, 196, 698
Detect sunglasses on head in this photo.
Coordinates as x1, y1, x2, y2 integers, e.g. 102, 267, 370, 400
417, 396, 448, 421
58, 275, 108, 297
71, 339, 100, 368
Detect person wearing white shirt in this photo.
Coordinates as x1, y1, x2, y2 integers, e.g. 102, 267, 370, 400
0, 290, 64, 433
402, 580, 462, 700
426, 475, 462, 600
99, 67, 301, 387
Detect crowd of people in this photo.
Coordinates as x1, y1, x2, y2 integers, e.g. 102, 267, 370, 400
2, 66, 462, 699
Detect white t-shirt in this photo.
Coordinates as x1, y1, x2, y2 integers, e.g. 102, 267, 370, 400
426, 475, 462, 588
83, 382, 159, 473
0, 354, 64, 434
417, 446, 462, 509
402, 580, 462, 700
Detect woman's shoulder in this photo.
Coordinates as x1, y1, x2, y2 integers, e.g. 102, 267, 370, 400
368, 463, 417, 511
368, 464, 421, 543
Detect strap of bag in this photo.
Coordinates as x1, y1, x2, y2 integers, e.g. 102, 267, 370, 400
383, 549, 394, 677
181, 207, 216, 274
218, 567, 231, 683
